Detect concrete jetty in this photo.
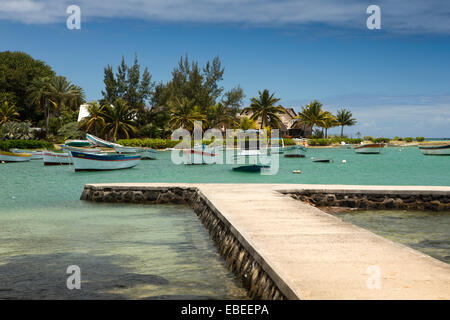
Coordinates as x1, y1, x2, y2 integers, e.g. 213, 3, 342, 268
81, 183, 450, 300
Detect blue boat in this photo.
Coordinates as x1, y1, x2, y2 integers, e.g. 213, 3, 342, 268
69, 150, 141, 172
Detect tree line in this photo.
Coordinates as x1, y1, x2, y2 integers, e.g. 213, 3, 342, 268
0, 51, 357, 142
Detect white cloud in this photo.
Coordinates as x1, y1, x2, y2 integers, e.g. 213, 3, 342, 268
1, 0, 450, 34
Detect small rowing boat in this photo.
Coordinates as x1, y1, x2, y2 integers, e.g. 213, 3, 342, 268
43, 151, 73, 165
183, 144, 217, 164
419, 144, 450, 156
354, 143, 383, 154
0, 151, 32, 162
311, 157, 333, 163
11, 148, 43, 160
86, 133, 121, 148
65, 140, 92, 147
284, 145, 306, 158
69, 150, 141, 171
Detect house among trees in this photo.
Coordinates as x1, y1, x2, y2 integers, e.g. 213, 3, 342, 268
240, 107, 312, 138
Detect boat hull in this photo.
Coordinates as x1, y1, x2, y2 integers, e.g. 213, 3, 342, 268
86, 134, 121, 148
182, 148, 217, 165
114, 146, 158, 160
43, 152, 73, 165
419, 145, 450, 155
0, 151, 32, 162
232, 165, 270, 172
11, 149, 43, 159
70, 151, 141, 171
354, 144, 383, 154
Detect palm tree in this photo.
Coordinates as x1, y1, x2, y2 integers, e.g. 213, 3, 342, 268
168, 98, 206, 132
103, 98, 137, 141
295, 100, 324, 136
336, 108, 357, 138
47, 76, 85, 113
243, 89, 285, 129
80, 101, 106, 136
29, 76, 52, 136
0, 101, 20, 125
206, 102, 237, 130
317, 111, 337, 139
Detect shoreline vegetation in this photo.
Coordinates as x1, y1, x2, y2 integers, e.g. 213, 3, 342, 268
0, 51, 444, 151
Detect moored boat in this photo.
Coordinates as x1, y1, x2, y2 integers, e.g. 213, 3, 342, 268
43, 151, 73, 165
418, 144, 450, 155
63, 145, 103, 154
65, 140, 92, 147
284, 145, 306, 158
354, 143, 383, 154
69, 150, 141, 171
11, 148, 43, 160
183, 144, 217, 165
114, 145, 158, 160
0, 151, 32, 162
233, 131, 271, 172
86, 133, 121, 148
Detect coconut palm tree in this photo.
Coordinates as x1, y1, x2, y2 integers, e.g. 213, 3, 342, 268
317, 111, 337, 139
47, 76, 85, 113
0, 101, 20, 125
80, 101, 106, 136
206, 102, 237, 130
336, 108, 357, 138
168, 98, 206, 132
29, 76, 52, 137
243, 89, 285, 129
103, 98, 137, 141
295, 100, 324, 136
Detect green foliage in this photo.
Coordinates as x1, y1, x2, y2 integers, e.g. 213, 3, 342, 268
335, 108, 357, 138
373, 137, 390, 143
0, 101, 20, 124
117, 138, 179, 149
103, 98, 138, 140
57, 122, 84, 140
416, 137, 425, 142
239, 116, 257, 130
363, 136, 374, 141
282, 138, 295, 146
137, 124, 161, 138
404, 137, 413, 143
0, 51, 55, 123
0, 139, 53, 151
393, 136, 403, 141
308, 139, 332, 146
101, 54, 154, 111
0, 121, 35, 140
243, 89, 285, 129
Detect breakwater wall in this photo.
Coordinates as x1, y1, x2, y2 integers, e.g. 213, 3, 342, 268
280, 189, 450, 211
80, 185, 291, 300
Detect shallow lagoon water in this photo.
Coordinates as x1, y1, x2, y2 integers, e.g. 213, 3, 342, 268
0, 147, 449, 298
336, 210, 450, 264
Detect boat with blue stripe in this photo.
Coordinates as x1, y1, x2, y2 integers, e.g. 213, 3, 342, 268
69, 150, 141, 171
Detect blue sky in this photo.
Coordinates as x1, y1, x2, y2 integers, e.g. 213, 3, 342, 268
1, 0, 450, 137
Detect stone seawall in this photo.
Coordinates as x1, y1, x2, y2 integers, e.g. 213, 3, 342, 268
80, 185, 289, 300
280, 189, 450, 211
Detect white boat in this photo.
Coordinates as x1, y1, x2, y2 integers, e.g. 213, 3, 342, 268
340, 141, 354, 149
114, 146, 158, 160
63, 145, 103, 154
43, 151, 73, 165
86, 133, 121, 148
11, 148, 43, 160
182, 144, 217, 164
69, 150, 141, 171
233, 131, 271, 172
0, 151, 32, 162
354, 143, 383, 154
419, 144, 450, 155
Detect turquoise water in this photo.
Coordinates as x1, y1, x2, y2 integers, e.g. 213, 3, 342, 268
0, 146, 448, 299
336, 210, 450, 264
0, 202, 249, 299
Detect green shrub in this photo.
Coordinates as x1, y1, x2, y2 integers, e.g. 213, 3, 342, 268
416, 137, 425, 142
404, 137, 413, 143
0, 121, 35, 140
117, 138, 179, 149
363, 136, 374, 141
308, 139, 332, 146
282, 138, 295, 146
373, 137, 390, 143
0, 139, 53, 150
57, 122, 84, 140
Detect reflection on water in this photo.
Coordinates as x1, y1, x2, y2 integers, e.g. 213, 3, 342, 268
336, 210, 450, 264
0, 202, 248, 299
